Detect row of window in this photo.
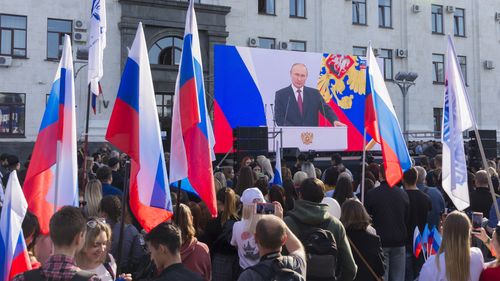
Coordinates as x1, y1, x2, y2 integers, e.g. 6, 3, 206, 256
258, 0, 306, 18
0, 14, 72, 59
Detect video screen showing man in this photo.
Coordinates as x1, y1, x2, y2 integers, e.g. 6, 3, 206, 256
274, 63, 345, 127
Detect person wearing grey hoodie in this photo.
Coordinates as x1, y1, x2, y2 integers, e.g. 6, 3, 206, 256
284, 178, 357, 281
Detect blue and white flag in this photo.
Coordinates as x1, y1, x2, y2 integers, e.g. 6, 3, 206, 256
441, 35, 474, 210
271, 140, 283, 186
88, 0, 107, 113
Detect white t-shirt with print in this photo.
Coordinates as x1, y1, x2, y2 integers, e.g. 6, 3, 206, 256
231, 220, 260, 269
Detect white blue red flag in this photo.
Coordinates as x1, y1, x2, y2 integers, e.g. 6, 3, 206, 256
170, 0, 217, 216
413, 226, 422, 258
106, 23, 172, 232
23, 35, 78, 234
0, 171, 31, 280
271, 140, 283, 186
441, 35, 474, 210
88, 0, 107, 113
365, 45, 411, 186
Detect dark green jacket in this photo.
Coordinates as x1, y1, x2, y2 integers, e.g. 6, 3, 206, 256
284, 200, 357, 281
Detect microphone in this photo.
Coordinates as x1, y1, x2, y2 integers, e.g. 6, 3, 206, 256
270, 103, 276, 127
283, 95, 291, 126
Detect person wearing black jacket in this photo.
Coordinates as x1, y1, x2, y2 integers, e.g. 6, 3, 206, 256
365, 166, 409, 281
340, 199, 385, 281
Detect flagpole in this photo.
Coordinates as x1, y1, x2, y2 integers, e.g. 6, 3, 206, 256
361, 127, 367, 204
175, 180, 182, 224
82, 84, 92, 190
116, 159, 130, 275
472, 128, 500, 219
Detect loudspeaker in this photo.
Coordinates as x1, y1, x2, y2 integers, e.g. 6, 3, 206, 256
468, 130, 497, 162
233, 127, 268, 161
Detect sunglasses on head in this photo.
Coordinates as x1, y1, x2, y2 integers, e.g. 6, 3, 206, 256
87, 218, 106, 229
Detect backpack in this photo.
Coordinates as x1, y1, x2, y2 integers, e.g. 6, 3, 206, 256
249, 256, 305, 281
289, 215, 338, 281
23, 268, 96, 281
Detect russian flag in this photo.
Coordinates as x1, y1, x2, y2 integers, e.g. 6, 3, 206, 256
23, 35, 79, 234
170, 0, 217, 217
0, 171, 32, 280
365, 45, 411, 187
412, 226, 422, 258
271, 140, 283, 186
106, 23, 173, 232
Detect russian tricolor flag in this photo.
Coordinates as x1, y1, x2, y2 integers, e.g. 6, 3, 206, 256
365, 45, 411, 186
106, 23, 172, 232
0, 171, 32, 280
271, 140, 283, 186
413, 226, 422, 258
170, 0, 217, 216
23, 35, 79, 234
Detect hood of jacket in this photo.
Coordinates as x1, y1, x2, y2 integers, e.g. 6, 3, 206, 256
287, 199, 330, 225
180, 238, 198, 259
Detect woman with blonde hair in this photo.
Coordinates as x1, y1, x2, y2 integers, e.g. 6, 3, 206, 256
84, 179, 103, 217
176, 204, 212, 281
419, 211, 484, 281
76, 218, 131, 281
231, 188, 265, 271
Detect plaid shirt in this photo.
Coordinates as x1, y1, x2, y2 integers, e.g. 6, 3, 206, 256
12, 254, 101, 281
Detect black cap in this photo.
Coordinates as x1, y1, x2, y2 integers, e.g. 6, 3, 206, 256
107, 157, 120, 168
7, 155, 19, 167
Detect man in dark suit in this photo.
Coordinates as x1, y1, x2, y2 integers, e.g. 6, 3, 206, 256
274, 63, 345, 127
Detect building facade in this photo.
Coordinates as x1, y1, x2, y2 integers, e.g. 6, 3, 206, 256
1, 0, 499, 160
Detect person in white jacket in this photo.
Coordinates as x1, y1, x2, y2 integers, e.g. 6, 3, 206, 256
419, 211, 484, 281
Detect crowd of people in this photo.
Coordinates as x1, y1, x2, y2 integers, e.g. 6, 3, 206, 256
1, 144, 500, 281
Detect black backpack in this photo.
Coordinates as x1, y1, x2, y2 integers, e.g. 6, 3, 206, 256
23, 269, 96, 281
289, 215, 338, 281
249, 256, 305, 281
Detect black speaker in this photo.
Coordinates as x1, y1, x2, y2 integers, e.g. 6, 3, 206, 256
233, 127, 268, 161
468, 130, 497, 161
282, 147, 300, 161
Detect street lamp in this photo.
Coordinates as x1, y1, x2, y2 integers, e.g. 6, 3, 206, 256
394, 71, 418, 142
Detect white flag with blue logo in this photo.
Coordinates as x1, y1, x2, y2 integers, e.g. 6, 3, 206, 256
441, 35, 475, 210
88, 0, 107, 101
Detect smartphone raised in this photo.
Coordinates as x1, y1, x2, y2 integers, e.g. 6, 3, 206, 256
471, 212, 483, 234
256, 202, 275, 214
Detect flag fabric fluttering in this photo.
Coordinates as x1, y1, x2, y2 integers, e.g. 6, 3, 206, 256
271, 140, 283, 186
441, 35, 474, 211
365, 45, 411, 186
0, 171, 32, 281
169, 0, 217, 217
413, 227, 422, 258
106, 23, 172, 232
430, 226, 442, 254
23, 35, 79, 234
88, 0, 107, 114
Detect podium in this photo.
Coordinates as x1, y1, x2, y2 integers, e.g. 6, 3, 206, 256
271, 126, 348, 152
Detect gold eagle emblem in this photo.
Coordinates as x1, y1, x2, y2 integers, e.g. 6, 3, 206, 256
301, 132, 314, 145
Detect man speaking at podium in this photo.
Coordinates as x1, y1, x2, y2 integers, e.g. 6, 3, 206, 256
274, 63, 345, 127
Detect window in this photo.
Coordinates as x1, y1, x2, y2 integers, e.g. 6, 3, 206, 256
380, 49, 393, 80
47, 19, 72, 60
433, 107, 443, 138
378, 0, 392, 27
290, 0, 305, 18
258, 37, 275, 49
156, 93, 173, 118
0, 14, 27, 58
431, 5, 443, 34
149, 36, 183, 65
0, 93, 25, 136
290, 40, 306, 52
353, 46, 367, 57
457, 55, 467, 84
258, 0, 275, 15
454, 8, 465, 37
352, 0, 367, 25
432, 53, 445, 84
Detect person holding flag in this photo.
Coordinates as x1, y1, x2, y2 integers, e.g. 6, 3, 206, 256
169, 0, 217, 217
0, 171, 31, 281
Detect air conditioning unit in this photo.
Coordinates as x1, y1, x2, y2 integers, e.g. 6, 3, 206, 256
396, 49, 408, 58
74, 32, 87, 43
495, 12, 500, 21
412, 4, 421, 13
484, 60, 495, 70
0, 56, 12, 67
446, 6, 455, 13
278, 41, 289, 50
248, 37, 259, 47
74, 19, 87, 31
